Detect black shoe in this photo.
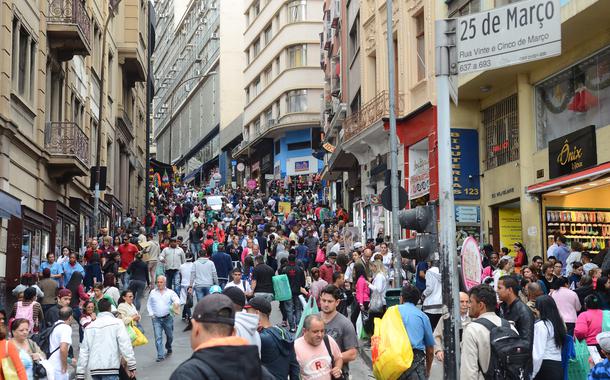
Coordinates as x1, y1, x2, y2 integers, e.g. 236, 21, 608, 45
166, 349, 173, 356
156, 357, 164, 362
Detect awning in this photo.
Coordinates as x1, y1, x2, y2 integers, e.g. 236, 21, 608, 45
183, 166, 202, 184
527, 162, 610, 194
0, 190, 21, 218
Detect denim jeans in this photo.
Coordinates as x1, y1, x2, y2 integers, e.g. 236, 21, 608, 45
284, 294, 302, 330
92, 376, 119, 380
165, 269, 179, 291
190, 243, 200, 256
195, 286, 210, 302
152, 315, 173, 359
121, 271, 131, 291
129, 279, 147, 311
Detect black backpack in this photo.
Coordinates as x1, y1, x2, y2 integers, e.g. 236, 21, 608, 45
31, 321, 63, 358
473, 318, 531, 380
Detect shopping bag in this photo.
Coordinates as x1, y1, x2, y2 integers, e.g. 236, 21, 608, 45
568, 339, 592, 380
356, 313, 367, 339
272, 274, 292, 302
2, 341, 18, 380
295, 296, 319, 337
372, 306, 413, 380
132, 324, 149, 347
126, 324, 137, 342
603, 310, 610, 332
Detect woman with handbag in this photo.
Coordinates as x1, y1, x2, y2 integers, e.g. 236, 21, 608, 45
116, 290, 143, 332
9, 319, 42, 380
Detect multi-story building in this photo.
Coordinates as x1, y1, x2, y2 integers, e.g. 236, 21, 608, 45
452, 0, 610, 256
0, 0, 150, 301
232, 0, 324, 190
152, 0, 244, 186
320, 0, 360, 211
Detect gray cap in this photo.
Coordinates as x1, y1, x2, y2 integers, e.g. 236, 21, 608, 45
598, 331, 610, 352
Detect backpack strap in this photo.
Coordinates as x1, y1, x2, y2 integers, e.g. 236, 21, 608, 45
323, 335, 336, 369
472, 317, 497, 332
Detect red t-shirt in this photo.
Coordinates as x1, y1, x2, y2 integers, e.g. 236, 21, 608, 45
118, 243, 139, 269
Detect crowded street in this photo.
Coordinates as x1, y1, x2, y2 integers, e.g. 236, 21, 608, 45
0, 0, 609, 379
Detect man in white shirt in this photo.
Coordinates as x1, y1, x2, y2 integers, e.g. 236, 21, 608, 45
147, 275, 181, 362
224, 267, 252, 296
49, 307, 74, 380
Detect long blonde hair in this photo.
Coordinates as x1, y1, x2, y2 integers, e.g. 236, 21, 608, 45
371, 259, 387, 276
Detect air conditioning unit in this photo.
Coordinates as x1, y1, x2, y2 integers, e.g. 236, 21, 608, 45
211, 32, 219, 39
195, 69, 201, 76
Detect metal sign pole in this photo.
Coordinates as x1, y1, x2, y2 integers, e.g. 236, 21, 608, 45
435, 19, 460, 380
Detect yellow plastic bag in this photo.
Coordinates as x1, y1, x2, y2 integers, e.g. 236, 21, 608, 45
131, 324, 149, 347
2, 341, 19, 380
371, 305, 413, 380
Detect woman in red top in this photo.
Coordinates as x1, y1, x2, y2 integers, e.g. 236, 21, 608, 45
513, 242, 528, 274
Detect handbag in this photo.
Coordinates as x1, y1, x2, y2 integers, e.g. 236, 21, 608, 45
126, 324, 137, 342
322, 335, 346, 380
28, 339, 47, 379
2, 340, 19, 380
185, 293, 194, 309
369, 291, 384, 313
131, 323, 148, 347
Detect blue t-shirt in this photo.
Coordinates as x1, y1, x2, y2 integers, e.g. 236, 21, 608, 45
40, 261, 63, 286
415, 262, 428, 292
397, 303, 435, 351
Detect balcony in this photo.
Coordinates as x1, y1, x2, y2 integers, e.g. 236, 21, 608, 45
47, 0, 91, 61
116, 106, 134, 141
44, 122, 90, 183
343, 91, 404, 143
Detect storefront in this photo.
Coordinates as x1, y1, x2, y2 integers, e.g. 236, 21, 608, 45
105, 194, 123, 235
43, 200, 78, 257
70, 197, 93, 254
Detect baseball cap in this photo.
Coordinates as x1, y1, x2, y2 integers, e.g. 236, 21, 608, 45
58, 289, 72, 298
245, 296, 272, 315
209, 285, 222, 294
222, 287, 246, 308
188, 294, 235, 328
599, 331, 610, 352
353, 242, 363, 249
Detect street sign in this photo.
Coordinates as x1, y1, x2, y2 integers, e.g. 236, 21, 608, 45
460, 236, 482, 290
456, 0, 561, 75
455, 205, 480, 224
381, 186, 408, 212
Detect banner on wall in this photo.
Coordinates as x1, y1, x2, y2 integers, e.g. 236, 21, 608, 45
409, 139, 430, 200
498, 208, 522, 250
451, 129, 480, 200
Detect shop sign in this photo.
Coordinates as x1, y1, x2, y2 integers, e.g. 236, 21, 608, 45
366, 194, 382, 205
451, 129, 480, 200
409, 139, 430, 200
498, 207, 522, 249
295, 161, 310, 173
287, 157, 318, 176
251, 161, 261, 172
455, 205, 480, 224
460, 236, 482, 291
548, 125, 597, 179
236, 163, 245, 172
274, 163, 281, 179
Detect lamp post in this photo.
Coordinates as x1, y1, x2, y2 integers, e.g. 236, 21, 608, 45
166, 71, 217, 164
93, 0, 122, 237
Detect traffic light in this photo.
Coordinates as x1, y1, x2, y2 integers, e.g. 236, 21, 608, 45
397, 204, 438, 261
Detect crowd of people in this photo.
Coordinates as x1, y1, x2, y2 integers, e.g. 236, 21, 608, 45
4, 178, 610, 380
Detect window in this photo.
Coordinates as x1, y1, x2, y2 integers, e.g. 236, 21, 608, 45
254, 119, 261, 135
253, 77, 261, 97
349, 14, 360, 61
483, 95, 519, 170
275, 57, 281, 75
448, 0, 481, 17
535, 47, 610, 150
288, 0, 306, 23
108, 52, 114, 99
263, 66, 272, 85
93, 24, 102, 73
11, 17, 36, 102
287, 141, 311, 151
264, 108, 273, 126
245, 87, 250, 103
286, 90, 307, 113
252, 0, 260, 19
275, 100, 281, 118
274, 140, 281, 155
253, 38, 261, 57
415, 12, 426, 81
287, 44, 307, 68
495, 0, 523, 6
264, 24, 272, 45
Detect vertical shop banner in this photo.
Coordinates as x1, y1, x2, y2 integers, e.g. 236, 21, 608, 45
451, 129, 480, 200
409, 139, 430, 200
498, 208, 523, 249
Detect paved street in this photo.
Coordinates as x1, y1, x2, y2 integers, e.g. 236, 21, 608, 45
133, 292, 375, 379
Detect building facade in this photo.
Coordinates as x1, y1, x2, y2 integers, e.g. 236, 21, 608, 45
232, 0, 324, 192
452, 0, 610, 256
0, 0, 150, 301
152, 0, 244, 187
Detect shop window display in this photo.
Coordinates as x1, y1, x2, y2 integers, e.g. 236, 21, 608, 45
536, 46, 610, 150
545, 208, 610, 253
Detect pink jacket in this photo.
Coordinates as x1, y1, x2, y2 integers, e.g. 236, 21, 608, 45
551, 287, 581, 323
355, 276, 370, 305
574, 309, 603, 345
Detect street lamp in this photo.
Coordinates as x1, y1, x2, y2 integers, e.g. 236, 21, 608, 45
166, 71, 217, 164
93, 0, 122, 237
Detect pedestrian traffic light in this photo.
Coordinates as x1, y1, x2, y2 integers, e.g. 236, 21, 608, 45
397, 204, 438, 261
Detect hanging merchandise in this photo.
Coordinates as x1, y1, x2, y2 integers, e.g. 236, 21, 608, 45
567, 84, 598, 113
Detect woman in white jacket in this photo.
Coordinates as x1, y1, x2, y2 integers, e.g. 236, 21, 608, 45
423, 261, 443, 329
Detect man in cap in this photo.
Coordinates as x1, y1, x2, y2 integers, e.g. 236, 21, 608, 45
591, 331, 610, 378
222, 286, 261, 355
170, 294, 274, 380
245, 296, 299, 379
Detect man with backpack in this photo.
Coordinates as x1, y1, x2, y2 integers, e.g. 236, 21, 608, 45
461, 284, 529, 380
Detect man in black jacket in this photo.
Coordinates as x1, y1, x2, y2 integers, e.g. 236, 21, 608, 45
246, 296, 299, 379
280, 254, 307, 333
170, 294, 274, 380
498, 275, 535, 347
